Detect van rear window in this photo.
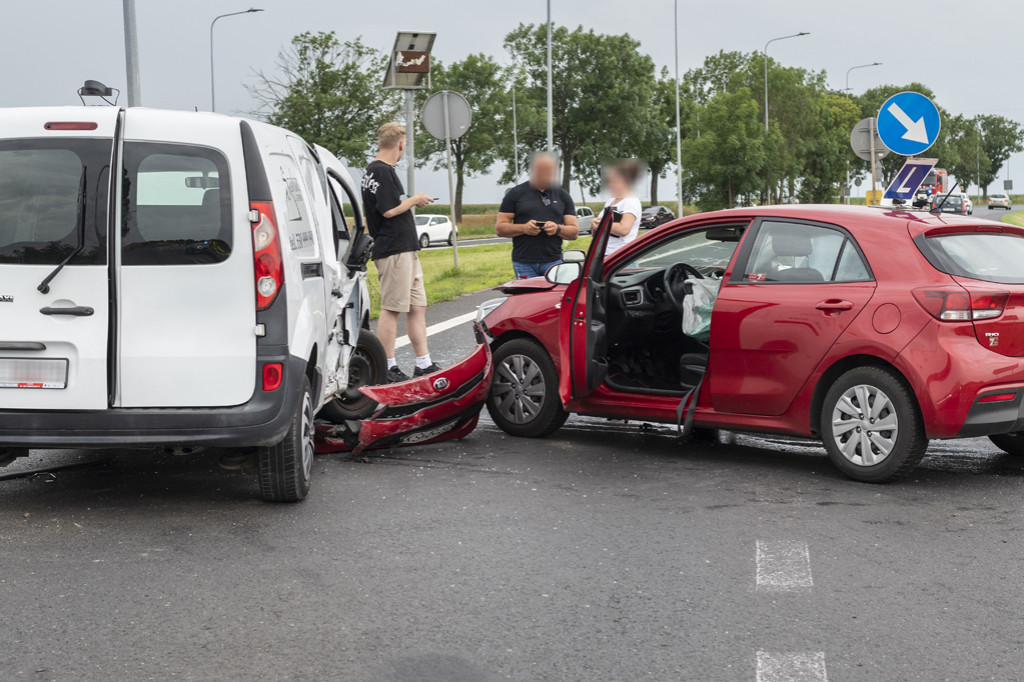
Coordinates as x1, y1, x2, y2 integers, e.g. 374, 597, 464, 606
917, 232, 1024, 284
122, 142, 232, 265
0, 139, 110, 265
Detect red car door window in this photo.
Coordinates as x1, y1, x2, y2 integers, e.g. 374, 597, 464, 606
711, 220, 876, 416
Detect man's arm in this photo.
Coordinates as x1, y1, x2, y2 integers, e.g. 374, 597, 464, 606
496, 212, 542, 237
382, 192, 432, 218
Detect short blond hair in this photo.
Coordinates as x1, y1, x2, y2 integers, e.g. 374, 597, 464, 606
378, 122, 406, 150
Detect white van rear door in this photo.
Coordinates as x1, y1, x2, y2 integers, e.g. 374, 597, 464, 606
115, 111, 255, 407
0, 109, 117, 410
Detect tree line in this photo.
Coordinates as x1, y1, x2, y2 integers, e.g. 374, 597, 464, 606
249, 27, 1024, 219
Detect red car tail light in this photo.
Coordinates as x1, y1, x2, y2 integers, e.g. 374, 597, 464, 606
913, 287, 1008, 322
262, 362, 283, 391
250, 201, 283, 310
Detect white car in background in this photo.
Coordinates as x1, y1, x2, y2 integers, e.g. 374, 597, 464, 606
576, 206, 595, 234
961, 193, 974, 215
988, 192, 1012, 210
415, 214, 457, 248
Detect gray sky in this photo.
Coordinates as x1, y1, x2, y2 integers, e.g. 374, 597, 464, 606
3, 0, 1020, 203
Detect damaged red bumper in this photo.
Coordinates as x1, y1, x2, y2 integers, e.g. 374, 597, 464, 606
316, 324, 493, 455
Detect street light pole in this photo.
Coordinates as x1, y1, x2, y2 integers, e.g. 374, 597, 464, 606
763, 32, 809, 131
210, 8, 264, 112
546, 0, 553, 153
122, 0, 142, 107
844, 62, 882, 92
977, 120, 983, 204
674, 0, 682, 218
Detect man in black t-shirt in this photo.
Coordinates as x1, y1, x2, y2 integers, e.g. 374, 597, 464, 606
361, 122, 438, 383
496, 152, 579, 279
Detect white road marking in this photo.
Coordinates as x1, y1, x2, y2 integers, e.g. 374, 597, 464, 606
394, 311, 478, 349
755, 540, 813, 592
756, 652, 828, 682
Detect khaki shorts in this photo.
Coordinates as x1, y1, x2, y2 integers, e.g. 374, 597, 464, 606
376, 251, 426, 313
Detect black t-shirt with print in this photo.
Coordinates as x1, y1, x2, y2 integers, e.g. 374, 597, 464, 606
499, 181, 576, 263
361, 160, 418, 260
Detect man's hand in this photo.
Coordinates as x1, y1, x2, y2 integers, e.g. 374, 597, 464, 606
411, 192, 434, 207
523, 221, 543, 236
541, 221, 560, 236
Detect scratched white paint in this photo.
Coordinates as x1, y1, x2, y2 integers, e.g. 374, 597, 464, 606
756, 651, 828, 682
756, 540, 814, 591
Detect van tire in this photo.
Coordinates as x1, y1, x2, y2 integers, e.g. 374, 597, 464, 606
319, 331, 387, 421
258, 377, 314, 502
487, 338, 568, 438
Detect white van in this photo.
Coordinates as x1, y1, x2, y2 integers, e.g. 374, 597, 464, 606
0, 106, 386, 502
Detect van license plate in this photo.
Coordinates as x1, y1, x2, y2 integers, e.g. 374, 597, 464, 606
0, 358, 69, 389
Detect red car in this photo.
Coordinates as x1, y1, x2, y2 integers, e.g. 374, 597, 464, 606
476, 205, 1024, 482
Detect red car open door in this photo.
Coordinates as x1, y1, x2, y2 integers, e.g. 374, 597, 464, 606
558, 210, 616, 406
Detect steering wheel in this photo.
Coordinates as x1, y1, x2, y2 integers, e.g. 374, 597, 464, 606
663, 263, 704, 314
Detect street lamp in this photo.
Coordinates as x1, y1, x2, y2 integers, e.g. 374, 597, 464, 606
844, 62, 882, 92
210, 8, 263, 112
763, 32, 809, 131
976, 120, 983, 205
507, 47, 545, 181
546, 0, 553, 153
674, 0, 682, 219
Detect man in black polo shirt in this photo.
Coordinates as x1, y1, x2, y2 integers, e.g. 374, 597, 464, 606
496, 152, 579, 279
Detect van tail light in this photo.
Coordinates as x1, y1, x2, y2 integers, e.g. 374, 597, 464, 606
250, 201, 283, 310
913, 287, 1008, 321
262, 362, 283, 391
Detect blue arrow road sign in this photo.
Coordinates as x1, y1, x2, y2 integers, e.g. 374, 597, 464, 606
877, 92, 941, 156
883, 157, 937, 201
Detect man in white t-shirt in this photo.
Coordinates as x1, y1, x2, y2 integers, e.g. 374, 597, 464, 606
594, 160, 644, 257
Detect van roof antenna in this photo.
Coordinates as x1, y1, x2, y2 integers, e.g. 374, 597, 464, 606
78, 80, 120, 106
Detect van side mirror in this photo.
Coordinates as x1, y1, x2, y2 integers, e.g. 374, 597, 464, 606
546, 262, 582, 285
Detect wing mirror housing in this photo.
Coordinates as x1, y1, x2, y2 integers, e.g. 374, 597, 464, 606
562, 250, 585, 263
546, 261, 582, 285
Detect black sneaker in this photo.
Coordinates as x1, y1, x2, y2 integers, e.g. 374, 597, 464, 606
387, 366, 411, 384
413, 363, 443, 377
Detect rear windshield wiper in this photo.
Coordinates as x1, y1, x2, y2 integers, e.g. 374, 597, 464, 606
38, 166, 87, 294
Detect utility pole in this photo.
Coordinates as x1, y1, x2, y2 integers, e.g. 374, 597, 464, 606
674, 0, 682, 218
546, 0, 553, 153
122, 0, 142, 106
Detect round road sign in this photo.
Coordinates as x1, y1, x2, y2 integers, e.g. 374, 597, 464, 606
421, 90, 472, 141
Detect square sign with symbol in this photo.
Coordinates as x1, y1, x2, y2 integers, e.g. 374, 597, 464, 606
883, 158, 937, 201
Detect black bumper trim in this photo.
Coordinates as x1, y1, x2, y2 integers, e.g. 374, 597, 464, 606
957, 392, 1024, 438
0, 355, 306, 449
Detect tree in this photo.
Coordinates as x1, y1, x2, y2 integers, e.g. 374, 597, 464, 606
416, 55, 510, 223
681, 88, 768, 210
636, 69, 678, 206
248, 32, 399, 166
977, 115, 1024, 196
502, 24, 659, 193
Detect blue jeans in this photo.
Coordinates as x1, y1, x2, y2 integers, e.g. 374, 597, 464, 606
513, 260, 562, 280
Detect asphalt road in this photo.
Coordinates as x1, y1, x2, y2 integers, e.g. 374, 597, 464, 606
4, 285, 1024, 682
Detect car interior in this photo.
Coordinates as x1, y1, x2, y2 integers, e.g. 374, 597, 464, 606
601, 224, 745, 395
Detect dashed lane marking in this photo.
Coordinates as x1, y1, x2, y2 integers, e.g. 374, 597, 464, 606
756, 652, 828, 682
394, 311, 478, 349
755, 540, 813, 592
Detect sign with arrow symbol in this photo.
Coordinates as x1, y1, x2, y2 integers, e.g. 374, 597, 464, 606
876, 91, 941, 156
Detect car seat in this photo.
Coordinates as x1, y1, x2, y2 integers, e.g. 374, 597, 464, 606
754, 228, 825, 282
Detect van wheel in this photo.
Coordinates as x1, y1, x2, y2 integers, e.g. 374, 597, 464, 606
419, 233, 431, 249
258, 377, 314, 502
989, 433, 1024, 456
487, 338, 568, 438
820, 367, 928, 483
318, 331, 387, 421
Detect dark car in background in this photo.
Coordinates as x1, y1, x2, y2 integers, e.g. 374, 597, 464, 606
640, 205, 675, 228
931, 195, 969, 215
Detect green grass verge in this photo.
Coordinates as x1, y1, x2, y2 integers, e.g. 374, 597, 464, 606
1000, 211, 1024, 228
366, 237, 593, 319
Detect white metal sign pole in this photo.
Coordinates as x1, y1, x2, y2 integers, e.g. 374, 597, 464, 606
869, 117, 878, 204
443, 92, 459, 269
405, 90, 416, 202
